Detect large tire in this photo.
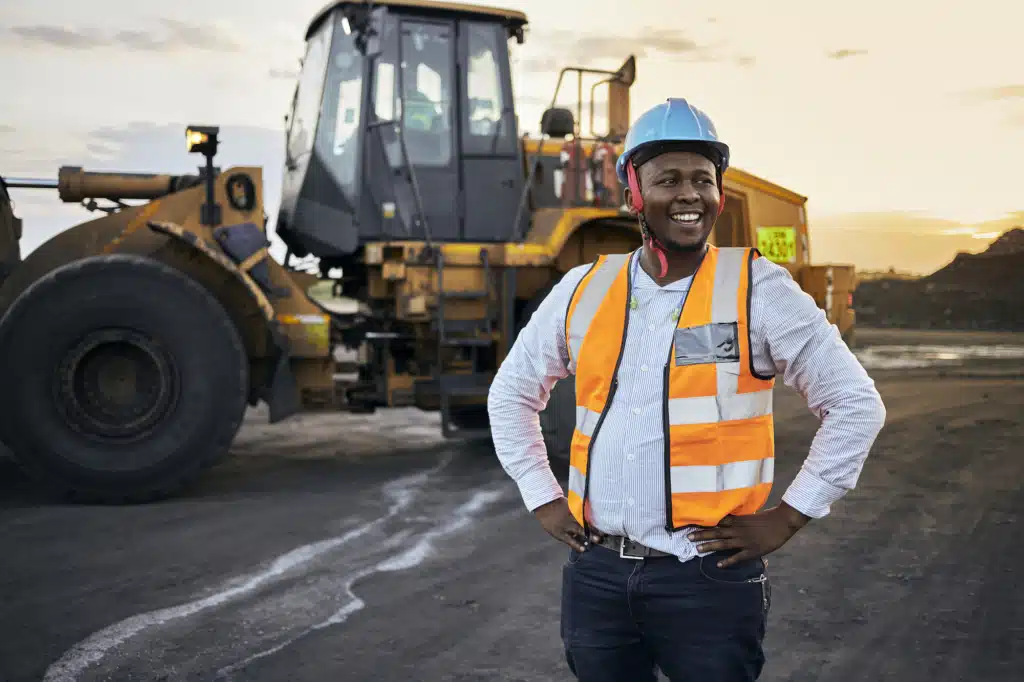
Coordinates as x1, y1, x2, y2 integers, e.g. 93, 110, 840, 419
516, 281, 575, 461
0, 254, 248, 503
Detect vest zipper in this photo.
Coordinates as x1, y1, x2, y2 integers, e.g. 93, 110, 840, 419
662, 361, 673, 533
659, 250, 706, 533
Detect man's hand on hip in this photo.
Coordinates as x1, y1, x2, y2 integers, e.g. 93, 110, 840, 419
687, 502, 812, 568
533, 497, 602, 553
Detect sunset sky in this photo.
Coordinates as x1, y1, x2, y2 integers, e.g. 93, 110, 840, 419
2, 0, 1022, 274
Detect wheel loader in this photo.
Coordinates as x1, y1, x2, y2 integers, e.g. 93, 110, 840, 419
0, 0, 857, 504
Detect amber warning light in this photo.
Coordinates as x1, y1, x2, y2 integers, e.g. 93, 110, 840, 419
185, 125, 219, 156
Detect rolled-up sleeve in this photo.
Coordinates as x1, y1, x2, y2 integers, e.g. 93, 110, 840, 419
487, 266, 591, 511
749, 257, 887, 519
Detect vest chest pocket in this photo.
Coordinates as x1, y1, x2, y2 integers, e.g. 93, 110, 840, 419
673, 322, 740, 366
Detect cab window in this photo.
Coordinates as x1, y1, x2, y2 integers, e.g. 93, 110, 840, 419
316, 15, 364, 201
462, 22, 513, 156
287, 19, 333, 163
399, 22, 453, 167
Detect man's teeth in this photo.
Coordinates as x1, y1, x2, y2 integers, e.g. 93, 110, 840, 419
671, 212, 702, 223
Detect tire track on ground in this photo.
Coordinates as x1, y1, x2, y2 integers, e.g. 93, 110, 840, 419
215, 487, 506, 680
42, 454, 456, 682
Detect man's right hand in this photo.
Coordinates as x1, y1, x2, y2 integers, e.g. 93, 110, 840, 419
533, 497, 602, 552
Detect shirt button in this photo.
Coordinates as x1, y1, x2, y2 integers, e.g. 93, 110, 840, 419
628, 498, 635, 506
632, 407, 641, 415
641, 364, 648, 372
627, 453, 636, 461
648, 323, 656, 331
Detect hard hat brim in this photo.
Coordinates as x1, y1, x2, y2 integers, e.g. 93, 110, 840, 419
616, 138, 731, 185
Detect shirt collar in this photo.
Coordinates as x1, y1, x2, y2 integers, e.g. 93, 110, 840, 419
631, 249, 693, 292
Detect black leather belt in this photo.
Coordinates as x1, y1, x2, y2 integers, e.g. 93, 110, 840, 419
593, 534, 675, 560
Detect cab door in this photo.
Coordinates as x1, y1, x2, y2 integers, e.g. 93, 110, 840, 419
371, 17, 460, 241
458, 20, 524, 242
398, 20, 460, 241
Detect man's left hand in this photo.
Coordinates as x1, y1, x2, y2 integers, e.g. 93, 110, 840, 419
687, 502, 812, 568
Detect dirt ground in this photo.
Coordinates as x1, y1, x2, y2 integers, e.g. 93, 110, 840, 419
0, 328, 1021, 682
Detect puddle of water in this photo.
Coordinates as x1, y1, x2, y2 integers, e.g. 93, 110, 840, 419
855, 344, 1024, 370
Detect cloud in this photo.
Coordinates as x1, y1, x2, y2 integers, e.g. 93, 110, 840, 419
10, 122, 286, 255
85, 142, 119, 160
79, 123, 283, 175
269, 67, 299, 80
809, 210, 1024, 273
6, 19, 242, 53
519, 55, 559, 74
961, 85, 1024, 126
827, 48, 868, 60
514, 93, 610, 128
574, 30, 702, 59
8, 25, 104, 49
518, 28, 720, 74
975, 84, 1024, 101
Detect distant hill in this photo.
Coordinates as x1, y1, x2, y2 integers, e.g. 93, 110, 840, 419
854, 227, 1024, 331
975, 227, 1024, 256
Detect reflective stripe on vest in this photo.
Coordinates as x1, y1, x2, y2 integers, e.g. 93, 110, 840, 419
564, 246, 776, 531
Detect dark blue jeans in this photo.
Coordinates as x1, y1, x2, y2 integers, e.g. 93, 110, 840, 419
560, 543, 771, 682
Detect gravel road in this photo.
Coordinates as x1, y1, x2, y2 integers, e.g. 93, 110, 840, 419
1, 329, 1021, 682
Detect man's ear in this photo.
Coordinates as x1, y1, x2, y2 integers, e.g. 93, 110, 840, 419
624, 187, 637, 215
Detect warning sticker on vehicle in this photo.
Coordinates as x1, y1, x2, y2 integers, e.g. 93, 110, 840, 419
756, 226, 797, 264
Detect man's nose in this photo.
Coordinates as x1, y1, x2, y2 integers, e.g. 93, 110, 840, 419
674, 181, 701, 203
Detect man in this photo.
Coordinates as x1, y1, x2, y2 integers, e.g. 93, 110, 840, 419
486, 98, 887, 682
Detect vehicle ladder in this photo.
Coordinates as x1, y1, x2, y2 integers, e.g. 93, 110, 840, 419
433, 247, 496, 440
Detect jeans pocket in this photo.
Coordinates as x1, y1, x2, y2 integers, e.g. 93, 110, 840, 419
566, 547, 585, 566
698, 552, 767, 585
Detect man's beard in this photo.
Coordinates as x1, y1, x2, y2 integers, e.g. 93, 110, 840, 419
661, 238, 707, 254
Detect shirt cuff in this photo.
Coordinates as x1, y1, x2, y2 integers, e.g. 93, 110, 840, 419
515, 465, 567, 512
781, 467, 849, 519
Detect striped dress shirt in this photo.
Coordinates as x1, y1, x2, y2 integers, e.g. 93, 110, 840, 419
487, 247, 887, 563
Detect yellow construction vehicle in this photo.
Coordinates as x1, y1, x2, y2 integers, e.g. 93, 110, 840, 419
0, 0, 856, 503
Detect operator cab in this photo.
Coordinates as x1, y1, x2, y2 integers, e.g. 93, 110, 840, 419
276, 0, 528, 264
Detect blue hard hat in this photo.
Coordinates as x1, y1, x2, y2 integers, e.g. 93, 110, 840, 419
615, 98, 730, 185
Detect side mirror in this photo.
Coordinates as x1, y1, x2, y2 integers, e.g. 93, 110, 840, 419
346, 6, 382, 57
541, 107, 575, 139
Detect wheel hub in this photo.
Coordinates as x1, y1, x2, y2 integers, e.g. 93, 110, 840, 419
55, 328, 179, 442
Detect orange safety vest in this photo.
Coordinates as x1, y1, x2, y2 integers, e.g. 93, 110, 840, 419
564, 245, 776, 532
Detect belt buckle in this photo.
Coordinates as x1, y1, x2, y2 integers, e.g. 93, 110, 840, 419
618, 537, 646, 560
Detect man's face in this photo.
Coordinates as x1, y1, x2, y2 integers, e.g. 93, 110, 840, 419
626, 150, 721, 252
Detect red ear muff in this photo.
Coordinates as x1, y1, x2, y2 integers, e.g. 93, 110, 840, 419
718, 191, 726, 216
626, 162, 643, 212
627, 160, 669, 278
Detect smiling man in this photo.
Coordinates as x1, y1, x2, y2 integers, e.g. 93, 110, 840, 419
487, 98, 887, 681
